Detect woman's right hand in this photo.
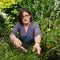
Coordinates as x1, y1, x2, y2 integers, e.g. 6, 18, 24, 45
13, 39, 22, 48
9, 34, 22, 48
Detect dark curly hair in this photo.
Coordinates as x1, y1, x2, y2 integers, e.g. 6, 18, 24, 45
18, 8, 33, 25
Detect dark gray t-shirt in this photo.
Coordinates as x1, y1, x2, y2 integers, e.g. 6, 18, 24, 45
11, 22, 41, 43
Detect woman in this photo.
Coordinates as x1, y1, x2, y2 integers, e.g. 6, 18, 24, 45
9, 8, 42, 55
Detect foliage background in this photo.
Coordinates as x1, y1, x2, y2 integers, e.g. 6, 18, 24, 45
0, 0, 60, 60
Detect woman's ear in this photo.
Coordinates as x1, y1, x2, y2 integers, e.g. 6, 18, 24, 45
30, 15, 32, 19
29, 15, 31, 18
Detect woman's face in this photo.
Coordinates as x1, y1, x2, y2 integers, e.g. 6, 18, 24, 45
22, 11, 31, 24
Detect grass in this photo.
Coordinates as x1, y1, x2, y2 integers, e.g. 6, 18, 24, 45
0, 36, 46, 60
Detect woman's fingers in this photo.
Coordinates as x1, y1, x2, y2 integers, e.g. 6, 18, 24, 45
32, 47, 37, 52
32, 46, 43, 57
13, 40, 28, 52
36, 47, 41, 55
13, 40, 22, 48
17, 42, 22, 48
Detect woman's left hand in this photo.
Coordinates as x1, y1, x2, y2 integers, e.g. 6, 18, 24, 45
32, 43, 41, 55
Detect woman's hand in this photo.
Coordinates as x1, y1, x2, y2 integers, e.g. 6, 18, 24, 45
9, 34, 22, 48
9, 34, 27, 52
13, 39, 22, 48
32, 43, 41, 55
32, 35, 43, 57
13, 39, 28, 52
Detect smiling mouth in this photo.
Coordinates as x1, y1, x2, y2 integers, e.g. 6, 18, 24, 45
24, 20, 28, 22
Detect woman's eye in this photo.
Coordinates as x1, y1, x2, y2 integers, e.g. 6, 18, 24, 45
23, 15, 29, 17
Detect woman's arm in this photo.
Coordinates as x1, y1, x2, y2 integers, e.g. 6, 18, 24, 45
32, 23, 42, 55
9, 23, 22, 48
9, 33, 21, 43
34, 35, 41, 45
9, 23, 28, 51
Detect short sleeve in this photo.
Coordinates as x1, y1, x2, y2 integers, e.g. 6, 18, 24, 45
33, 23, 41, 38
10, 23, 20, 35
